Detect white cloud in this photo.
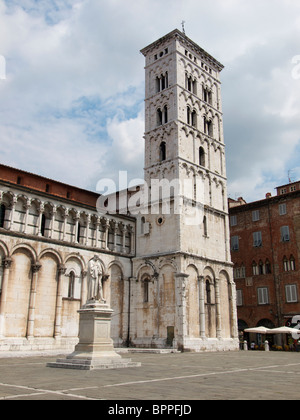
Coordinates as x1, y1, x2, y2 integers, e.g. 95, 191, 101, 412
0, 0, 300, 203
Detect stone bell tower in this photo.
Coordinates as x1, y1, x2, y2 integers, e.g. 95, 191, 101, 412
130, 29, 238, 352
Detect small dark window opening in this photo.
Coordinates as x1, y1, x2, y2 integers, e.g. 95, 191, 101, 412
77, 223, 81, 243
68, 271, 75, 298
41, 214, 46, 236
144, 280, 149, 303
17, 176, 22, 185
46, 184, 50, 193
0, 204, 6, 228
157, 108, 163, 126
159, 142, 166, 162
206, 280, 211, 304
199, 147, 205, 166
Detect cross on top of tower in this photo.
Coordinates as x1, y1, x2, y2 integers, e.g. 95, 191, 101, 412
181, 21, 186, 34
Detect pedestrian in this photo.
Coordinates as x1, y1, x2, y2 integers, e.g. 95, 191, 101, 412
288, 336, 294, 351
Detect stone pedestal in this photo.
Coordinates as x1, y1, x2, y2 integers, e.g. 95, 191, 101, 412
47, 302, 141, 370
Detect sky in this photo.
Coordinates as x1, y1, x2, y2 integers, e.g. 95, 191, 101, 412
0, 0, 300, 203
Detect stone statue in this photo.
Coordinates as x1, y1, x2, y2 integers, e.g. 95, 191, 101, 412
87, 256, 106, 304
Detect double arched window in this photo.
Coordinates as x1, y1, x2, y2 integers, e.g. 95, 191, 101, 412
157, 105, 168, 126
187, 106, 197, 127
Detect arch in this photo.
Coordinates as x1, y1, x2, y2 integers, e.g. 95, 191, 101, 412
257, 319, 275, 329
186, 264, 199, 337
64, 252, 87, 272
39, 248, 63, 265
110, 262, 125, 345
11, 243, 37, 263
36, 252, 59, 337
136, 261, 157, 281
219, 269, 234, 338
107, 259, 125, 272
6, 247, 33, 337
0, 239, 9, 258
203, 266, 215, 282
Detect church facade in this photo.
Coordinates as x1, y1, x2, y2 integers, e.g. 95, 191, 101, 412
0, 29, 238, 354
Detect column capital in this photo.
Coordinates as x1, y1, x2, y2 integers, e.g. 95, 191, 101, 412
2, 258, 12, 269
32, 263, 42, 273
58, 265, 67, 275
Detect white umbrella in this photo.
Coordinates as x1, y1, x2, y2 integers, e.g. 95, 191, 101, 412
269, 326, 298, 334
244, 326, 271, 334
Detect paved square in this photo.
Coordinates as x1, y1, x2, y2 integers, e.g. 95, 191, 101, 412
0, 351, 299, 400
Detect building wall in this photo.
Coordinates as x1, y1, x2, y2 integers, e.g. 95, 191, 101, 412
0, 180, 135, 352
229, 187, 300, 331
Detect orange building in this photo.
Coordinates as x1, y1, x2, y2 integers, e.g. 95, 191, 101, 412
229, 181, 300, 338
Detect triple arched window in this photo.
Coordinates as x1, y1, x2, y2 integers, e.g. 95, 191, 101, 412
156, 72, 168, 93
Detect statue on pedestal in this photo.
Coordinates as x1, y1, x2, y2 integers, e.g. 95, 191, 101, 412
87, 256, 106, 304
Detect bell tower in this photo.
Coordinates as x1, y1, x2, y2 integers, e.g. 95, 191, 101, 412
131, 29, 238, 352
138, 29, 230, 262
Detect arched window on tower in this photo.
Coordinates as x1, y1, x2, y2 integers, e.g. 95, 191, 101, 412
191, 110, 197, 128
187, 106, 191, 125
157, 108, 163, 126
159, 142, 166, 162
204, 117, 213, 137
164, 105, 168, 124
199, 147, 205, 167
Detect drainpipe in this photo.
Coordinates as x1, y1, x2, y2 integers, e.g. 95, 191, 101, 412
267, 201, 281, 326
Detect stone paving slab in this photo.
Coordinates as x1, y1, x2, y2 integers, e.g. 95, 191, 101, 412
0, 351, 299, 401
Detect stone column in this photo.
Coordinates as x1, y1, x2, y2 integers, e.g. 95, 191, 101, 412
230, 280, 238, 339
37, 203, 44, 236
110, 220, 117, 252
63, 209, 68, 241
175, 273, 189, 351
23, 199, 31, 234
102, 218, 109, 250
9, 196, 17, 230
128, 225, 135, 255
81, 270, 88, 307
74, 212, 80, 243
85, 214, 91, 246
27, 262, 42, 338
215, 278, 222, 340
54, 264, 66, 338
0, 258, 12, 337
49, 206, 56, 239
198, 275, 206, 339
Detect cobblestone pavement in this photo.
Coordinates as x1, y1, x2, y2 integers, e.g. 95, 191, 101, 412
0, 350, 299, 401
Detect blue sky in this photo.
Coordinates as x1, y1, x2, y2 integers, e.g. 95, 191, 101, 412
0, 0, 300, 202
